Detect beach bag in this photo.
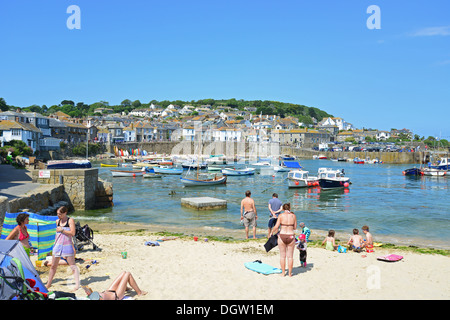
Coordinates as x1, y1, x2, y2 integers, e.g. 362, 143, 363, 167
337, 245, 347, 253
264, 233, 278, 252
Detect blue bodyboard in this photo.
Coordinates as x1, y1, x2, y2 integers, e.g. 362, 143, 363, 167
244, 260, 282, 275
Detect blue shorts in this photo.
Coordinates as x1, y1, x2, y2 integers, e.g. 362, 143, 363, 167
268, 218, 277, 228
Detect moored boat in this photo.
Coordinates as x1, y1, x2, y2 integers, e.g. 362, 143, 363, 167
402, 168, 422, 176
47, 160, 91, 169
428, 158, 450, 171
318, 169, 350, 189
100, 163, 118, 167
180, 174, 227, 186
153, 166, 183, 175
221, 168, 255, 176
421, 168, 447, 176
353, 157, 365, 164
287, 170, 319, 188
111, 169, 145, 177
143, 173, 162, 178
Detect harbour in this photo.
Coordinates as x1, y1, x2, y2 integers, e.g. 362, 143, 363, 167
72, 158, 450, 250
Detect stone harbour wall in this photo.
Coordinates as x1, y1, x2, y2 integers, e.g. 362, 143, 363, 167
31, 168, 113, 210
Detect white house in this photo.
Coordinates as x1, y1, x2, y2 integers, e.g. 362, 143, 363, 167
376, 130, 391, 141
212, 127, 242, 142
0, 120, 41, 151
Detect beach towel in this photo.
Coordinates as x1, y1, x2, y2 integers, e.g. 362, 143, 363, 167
377, 254, 403, 262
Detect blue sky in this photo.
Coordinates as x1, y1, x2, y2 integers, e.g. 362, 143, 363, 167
0, 0, 449, 138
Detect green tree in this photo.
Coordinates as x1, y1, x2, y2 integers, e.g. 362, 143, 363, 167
0, 97, 8, 111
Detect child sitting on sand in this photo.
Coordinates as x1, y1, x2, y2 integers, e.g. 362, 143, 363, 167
362, 225, 374, 253
296, 234, 307, 267
321, 230, 338, 251
347, 229, 365, 253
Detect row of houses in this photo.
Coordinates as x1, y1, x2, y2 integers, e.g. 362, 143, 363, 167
0, 108, 411, 154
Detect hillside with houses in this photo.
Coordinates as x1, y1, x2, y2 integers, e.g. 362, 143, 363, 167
0, 97, 441, 158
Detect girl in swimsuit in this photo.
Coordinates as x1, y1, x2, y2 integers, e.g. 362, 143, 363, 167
45, 206, 80, 291
6, 213, 31, 256
270, 203, 297, 277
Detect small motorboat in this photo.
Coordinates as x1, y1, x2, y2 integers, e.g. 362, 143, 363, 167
47, 160, 91, 169
287, 170, 319, 188
221, 168, 255, 176
421, 168, 446, 176
318, 168, 350, 189
402, 168, 422, 176
353, 157, 365, 164
111, 169, 145, 177
153, 166, 183, 175
100, 163, 118, 167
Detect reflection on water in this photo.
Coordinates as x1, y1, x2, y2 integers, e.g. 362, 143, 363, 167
73, 160, 450, 248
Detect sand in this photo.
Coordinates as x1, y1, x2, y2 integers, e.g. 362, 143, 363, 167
34, 230, 450, 300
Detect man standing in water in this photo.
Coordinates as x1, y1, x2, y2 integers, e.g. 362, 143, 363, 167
241, 190, 257, 239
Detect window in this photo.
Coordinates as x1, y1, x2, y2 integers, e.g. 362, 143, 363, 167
12, 129, 21, 136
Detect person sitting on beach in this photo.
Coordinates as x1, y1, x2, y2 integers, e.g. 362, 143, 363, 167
270, 203, 297, 277
299, 222, 311, 242
362, 225, 374, 253
83, 271, 147, 300
6, 213, 32, 256
322, 230, 338, 251
241, 190, 257, 239
347, 229, 365, 252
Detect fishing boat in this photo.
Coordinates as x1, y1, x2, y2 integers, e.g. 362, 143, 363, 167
100, 163, 118, 167
111, 169, 145, 177
318, 169, 350, 189
153, 166, 183, 175
318, 154, 327, 159
180, 174, 227, 186
402, 168, 422, 176
421, 168, 447, 176
428, 158, 450, 171
287, 170, 319, 188
47, 160, 91, 169
221, 168, 255, 176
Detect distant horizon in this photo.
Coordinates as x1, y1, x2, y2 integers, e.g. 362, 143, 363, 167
1, 0, 448, 139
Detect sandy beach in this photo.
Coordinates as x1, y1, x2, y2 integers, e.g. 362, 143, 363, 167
34, 228, 450, 300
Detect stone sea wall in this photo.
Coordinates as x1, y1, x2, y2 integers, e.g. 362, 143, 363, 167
109, 141, 423, 164
31, 168, 113, 211
0, 168, 113, 232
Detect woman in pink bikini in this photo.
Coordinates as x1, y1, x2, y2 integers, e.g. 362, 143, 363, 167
6, 213, 31, 256
270, 203, 297, 277
45, 206, 80, 291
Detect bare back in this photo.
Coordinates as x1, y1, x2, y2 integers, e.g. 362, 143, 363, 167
241, 197, 255, 213
278, 212, 296, 235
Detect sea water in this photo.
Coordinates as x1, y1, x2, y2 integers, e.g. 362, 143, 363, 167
74, 160, 450, 249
